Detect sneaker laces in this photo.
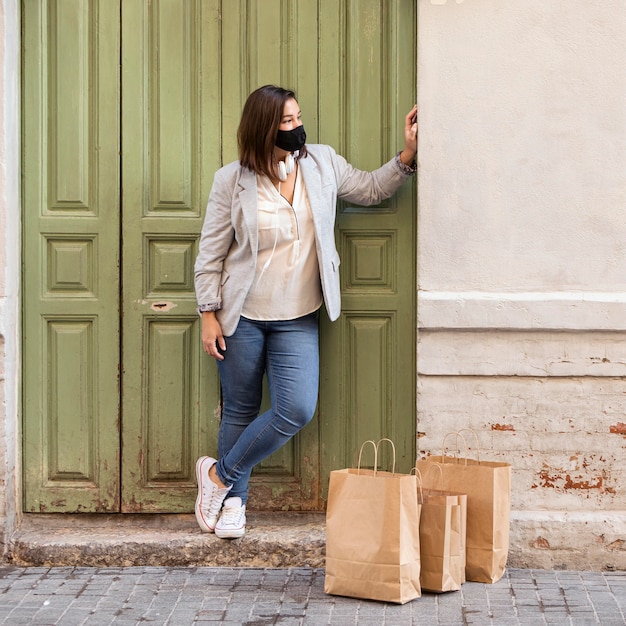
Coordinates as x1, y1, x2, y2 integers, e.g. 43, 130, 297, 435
204, 484, 230, 518
220, 499, 244, 527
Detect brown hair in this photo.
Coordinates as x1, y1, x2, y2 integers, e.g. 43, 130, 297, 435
237, 85, 307, 180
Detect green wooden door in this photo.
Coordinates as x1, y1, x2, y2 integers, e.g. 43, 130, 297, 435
22, 0, 416, 513
119, 0, 221, 511
318, 0, 417, 484
22, 0, 122, 512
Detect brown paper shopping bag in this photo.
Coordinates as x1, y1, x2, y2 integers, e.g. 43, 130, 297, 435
418, 488, 464, 593
415, 465, 467, 592
418, 463, 468, 584
415, 430, 511, 583
325, 439, 422, 604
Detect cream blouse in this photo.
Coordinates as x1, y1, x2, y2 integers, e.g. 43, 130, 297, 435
241, 171, 323, 320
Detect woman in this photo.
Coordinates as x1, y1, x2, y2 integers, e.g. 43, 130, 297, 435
194, 85, 417, 539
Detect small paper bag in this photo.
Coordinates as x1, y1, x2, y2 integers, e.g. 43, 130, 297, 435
325, 440, 422, 604
417, 463, 468, 585
418, 488, 465, 592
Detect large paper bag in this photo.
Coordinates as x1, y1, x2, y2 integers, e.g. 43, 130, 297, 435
418, 488, 466, 592
415, 434, 511, 583
325, 440, 421, 604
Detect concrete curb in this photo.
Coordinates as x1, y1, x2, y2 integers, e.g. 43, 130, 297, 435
8, 513, 326, 568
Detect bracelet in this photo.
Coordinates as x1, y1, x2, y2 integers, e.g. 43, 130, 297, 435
198, 303, 221, 313
395, 151, 417, 175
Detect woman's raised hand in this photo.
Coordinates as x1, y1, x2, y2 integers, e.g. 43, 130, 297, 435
400, 104, 418, 166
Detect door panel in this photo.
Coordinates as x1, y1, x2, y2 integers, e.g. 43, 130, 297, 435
319, 0, 417, 484
22, 0, 121, 512
120, 0, 221, 511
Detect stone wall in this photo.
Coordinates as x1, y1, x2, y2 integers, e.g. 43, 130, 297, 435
416, 0, 626, 569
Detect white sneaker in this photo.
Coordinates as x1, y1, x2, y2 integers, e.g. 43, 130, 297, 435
195, 456, 231, 532
215, 497, 246, 539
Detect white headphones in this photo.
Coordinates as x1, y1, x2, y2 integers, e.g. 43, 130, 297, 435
277, 152, 297, 182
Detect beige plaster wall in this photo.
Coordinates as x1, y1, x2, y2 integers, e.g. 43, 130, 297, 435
0, 0, 8, 548
417, 0, 626, 569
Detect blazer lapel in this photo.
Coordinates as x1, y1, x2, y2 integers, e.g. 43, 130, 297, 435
299, 155, 324, 230
237, 168, 259, 253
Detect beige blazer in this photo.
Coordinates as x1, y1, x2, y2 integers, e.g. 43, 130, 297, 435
194, 144, 413, 337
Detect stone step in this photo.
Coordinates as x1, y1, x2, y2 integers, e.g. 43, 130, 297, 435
8, 513, 326, 568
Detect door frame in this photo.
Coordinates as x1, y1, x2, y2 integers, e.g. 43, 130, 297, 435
2, 0, 23, 545
7, 0, 420, 526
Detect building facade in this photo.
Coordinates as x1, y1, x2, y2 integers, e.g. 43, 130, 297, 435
1, 0, 625, 569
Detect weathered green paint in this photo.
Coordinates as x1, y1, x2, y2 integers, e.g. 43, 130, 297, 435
22, 0, 416, 513
318, 0, 417, 487
22, 0, 122, 512
119, 0, 222, 512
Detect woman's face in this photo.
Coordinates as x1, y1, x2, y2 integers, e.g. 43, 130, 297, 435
279, 98, 302, 131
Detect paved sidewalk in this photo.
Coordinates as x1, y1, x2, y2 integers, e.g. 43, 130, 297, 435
0, 566, 624, 625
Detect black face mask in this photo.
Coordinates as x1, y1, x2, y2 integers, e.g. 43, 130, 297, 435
275, 125, 306, 152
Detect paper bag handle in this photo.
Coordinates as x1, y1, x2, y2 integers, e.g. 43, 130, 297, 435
456, 428, 481, 463
376, 438, 396, 474
412, 463, 443, 498
441, 431, 468, 465
425, 461, 444, 487
410, 467, 424, 503
357, 438, 397, 476
357, 440, 377, 474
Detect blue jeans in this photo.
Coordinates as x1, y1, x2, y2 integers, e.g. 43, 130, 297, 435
215, 312, 319, 503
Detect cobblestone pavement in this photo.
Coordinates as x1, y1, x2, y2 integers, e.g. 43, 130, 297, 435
0, 566, 624, 625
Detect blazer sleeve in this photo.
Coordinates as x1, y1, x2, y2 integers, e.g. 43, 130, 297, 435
327, 146, 414, 206
194, 166, 237, 310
